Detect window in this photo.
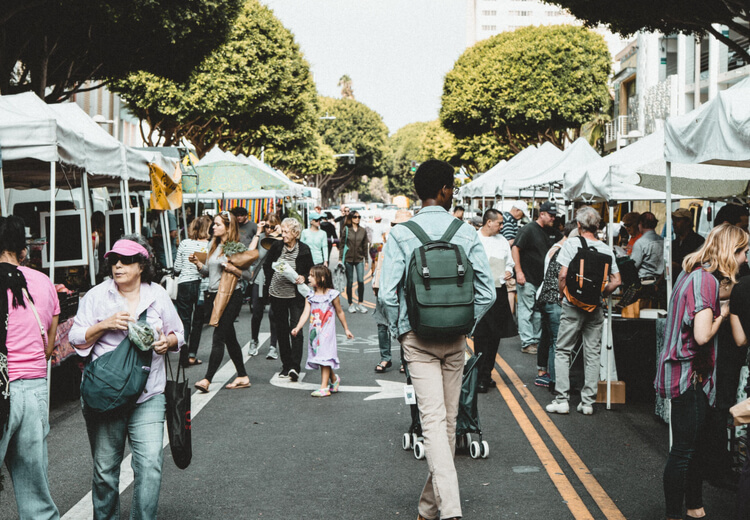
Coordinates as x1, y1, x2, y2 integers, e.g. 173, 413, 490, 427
482, 10, 497, 15
481, 25, 497, 31
510, 10, 532, 16
546, 10, 563, 16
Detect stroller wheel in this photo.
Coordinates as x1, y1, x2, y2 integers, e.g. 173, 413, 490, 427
481, 440, 490, 459
402, 433, 412, 450
412, 433, 419, 448
414, 441, 426, 460
470, 441, 481, 459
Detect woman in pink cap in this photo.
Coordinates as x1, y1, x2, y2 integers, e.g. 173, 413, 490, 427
70, 234, 184, 519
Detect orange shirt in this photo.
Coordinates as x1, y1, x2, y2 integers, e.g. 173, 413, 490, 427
626, 232, 643, 256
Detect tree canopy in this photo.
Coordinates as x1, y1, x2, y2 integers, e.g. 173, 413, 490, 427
316, 96, 390, 201
440, 25, 611, 159
544, 0, 750, 64
111, 0, 321, 172
0, 0, 242, 101
387, 120, 459, 198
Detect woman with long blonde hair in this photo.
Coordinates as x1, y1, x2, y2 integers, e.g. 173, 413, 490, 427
656, 223, 749, 520
190, 211, 249, 392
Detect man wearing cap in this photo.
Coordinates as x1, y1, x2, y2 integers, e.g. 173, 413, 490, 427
512, 201, 558, 355
502, 201, 528, 313
671, 208, 704, 280
230, 206, 258, 248
301, 212, 329, 265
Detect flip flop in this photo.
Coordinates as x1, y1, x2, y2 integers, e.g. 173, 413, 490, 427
194, 380, 210, 393
225, 380, 251, 390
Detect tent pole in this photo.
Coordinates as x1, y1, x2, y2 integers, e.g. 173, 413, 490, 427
123, 180, 132, 235
0, 163, 7, 216
119, 180, 129, 235
82, 172, 96, 288
665, 162, 673, 305
47, 161, 56, 414
607, 200, 614, 410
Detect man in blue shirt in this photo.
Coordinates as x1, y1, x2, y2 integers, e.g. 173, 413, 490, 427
379, 160, 495, 520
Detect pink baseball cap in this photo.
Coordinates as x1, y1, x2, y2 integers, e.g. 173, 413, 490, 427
104, 239, 150, 259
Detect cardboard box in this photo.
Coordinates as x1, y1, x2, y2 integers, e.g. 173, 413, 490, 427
595, 380, 626, 404
621, 300, 640, 318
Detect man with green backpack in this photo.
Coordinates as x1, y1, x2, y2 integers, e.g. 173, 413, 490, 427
379, 160, 495, 520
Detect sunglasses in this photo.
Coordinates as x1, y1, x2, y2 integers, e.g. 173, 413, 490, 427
352, 215, 361, 219
109, 253, 140, 265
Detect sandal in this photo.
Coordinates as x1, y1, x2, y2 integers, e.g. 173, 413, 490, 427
194, 380, 210, 393
399, 364, 405, 374
375, 361, 392, 373
311, 388, 331, 397
188, 358, 203, 366
225, 378, 251, 390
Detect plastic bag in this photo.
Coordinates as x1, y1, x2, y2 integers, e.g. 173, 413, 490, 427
272, 261, 311, 297
128, 321, 156, 351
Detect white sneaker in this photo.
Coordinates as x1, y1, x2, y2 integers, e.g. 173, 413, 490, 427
248, 340, 260, 357
349, 304, 357, 314
358, 303, 368, 313
266, 346, 279, 360
546, 400, 569, 414
577, 402, 594, 415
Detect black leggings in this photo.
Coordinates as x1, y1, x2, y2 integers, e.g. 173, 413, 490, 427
251, 283, 277, 347
203, 290, 247, 382
270, 295, 305, 374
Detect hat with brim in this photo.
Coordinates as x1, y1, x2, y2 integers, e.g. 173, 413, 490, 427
391, 209, 411, 224
511, 201, 529, 218
309, 212, 322, 221
672, 208, 692, 220
104, 239, 149, 259
260, 236, 283, 250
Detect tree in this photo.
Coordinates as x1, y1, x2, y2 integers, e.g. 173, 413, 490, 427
316, 96, 390, 201
338, 74, 355, 99
0, 0, 242, 101
440, 25, 611, 155
544, 0, 750, 65
111, 0, 321, 170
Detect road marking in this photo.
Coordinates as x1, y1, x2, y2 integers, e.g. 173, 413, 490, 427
493, 354, 627, 520
269, 372, 405, 400
62, 334, 270, 520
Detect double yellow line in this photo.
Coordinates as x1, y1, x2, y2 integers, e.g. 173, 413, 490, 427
466, 339, 626, 520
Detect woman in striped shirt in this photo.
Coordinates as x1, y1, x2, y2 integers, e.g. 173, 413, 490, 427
173, 216, 211, 367
655, 223, 748, 520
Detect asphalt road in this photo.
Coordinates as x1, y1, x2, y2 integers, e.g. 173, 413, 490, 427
0, 277, 738, 519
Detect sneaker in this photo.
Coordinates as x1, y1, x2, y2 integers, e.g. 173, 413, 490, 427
288, 369, 299, 382
329, 374, 341, 393
521, 344, 538, 355
349, 304, 358, 314
277, 372, 290, 380
266, 346, 279, 360
534, 373, 552, 388
577, 402, 594, 415
358, 303, 368, 313
546, 400, 569, 414
311, 388, 331, 397
248, 340, 260, 357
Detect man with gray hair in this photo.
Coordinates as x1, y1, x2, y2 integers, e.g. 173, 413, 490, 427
546, 206, 621, 416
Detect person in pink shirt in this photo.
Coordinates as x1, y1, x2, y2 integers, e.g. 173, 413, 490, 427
70, 235, 184, 520
0, 216, 60, 520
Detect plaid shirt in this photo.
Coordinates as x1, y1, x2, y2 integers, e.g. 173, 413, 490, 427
654, 266, 720, 405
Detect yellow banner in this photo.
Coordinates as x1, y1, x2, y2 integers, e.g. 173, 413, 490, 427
149, 163, 183, 210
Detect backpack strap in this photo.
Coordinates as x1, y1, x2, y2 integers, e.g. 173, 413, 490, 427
442, 220, 467, 287
401, 220, 432, 245
440, 219, 465, 242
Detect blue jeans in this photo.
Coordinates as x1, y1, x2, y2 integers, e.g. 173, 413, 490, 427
378, 324, 392, 363
83, 393, 166, 520
538, 302, 561, 381
516, 281, 541, 348
345, 261, 365, 304
0, 378, 59, 520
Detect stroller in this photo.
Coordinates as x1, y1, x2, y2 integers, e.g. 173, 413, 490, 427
401, 353, 489, 460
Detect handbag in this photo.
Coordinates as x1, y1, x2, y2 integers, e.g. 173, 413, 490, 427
161, 274, 178, 300
164, 354, 192, 469
80, 310, 153, 413
731, 397, 750, 426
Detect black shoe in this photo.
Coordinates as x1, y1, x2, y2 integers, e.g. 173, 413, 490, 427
477, 382, 489, 393
488, 379, 497, 388
288, 369, 299, 382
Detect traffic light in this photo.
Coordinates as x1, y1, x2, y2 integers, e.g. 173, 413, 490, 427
410, 161, 417, 173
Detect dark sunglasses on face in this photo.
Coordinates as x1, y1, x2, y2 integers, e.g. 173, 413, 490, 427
109, 253, 140, 265
352, 215, 360, 219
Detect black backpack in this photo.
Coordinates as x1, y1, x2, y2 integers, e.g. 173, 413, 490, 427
563, 237, 612, 312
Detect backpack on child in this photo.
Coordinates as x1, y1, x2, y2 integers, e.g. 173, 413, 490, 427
401, 219, 475, 339
563, 237, 612, 312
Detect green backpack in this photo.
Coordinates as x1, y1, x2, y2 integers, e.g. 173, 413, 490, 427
80, 309, 153, 414
401, 219, 475, 339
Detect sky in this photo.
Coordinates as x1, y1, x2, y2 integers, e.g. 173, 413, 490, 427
263, 0, 467, 135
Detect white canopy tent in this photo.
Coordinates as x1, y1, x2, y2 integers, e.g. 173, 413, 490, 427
495, 142, 563, 197
663, 77, 750, 303
516, 137, 601, 193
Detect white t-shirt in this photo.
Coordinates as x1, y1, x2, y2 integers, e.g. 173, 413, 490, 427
557, 236, 619, 273
477, 230, 515, 287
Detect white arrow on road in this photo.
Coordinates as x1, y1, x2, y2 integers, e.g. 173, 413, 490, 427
270, 372, 405, 401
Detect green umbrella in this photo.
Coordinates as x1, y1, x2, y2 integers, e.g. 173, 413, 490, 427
182, 161, 290, 193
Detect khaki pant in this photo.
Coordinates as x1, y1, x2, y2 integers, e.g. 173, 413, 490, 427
401, 331, 465, 520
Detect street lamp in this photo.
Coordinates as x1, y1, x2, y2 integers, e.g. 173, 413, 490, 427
334, 150, 356, 165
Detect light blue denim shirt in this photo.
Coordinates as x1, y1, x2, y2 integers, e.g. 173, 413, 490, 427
378, 206, 496, 339
630, 229, 665, 278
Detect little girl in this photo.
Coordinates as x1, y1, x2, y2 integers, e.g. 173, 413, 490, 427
292, 265, 353, 397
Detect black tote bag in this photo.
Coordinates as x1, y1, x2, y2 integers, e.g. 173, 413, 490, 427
164, 355, 192, 469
